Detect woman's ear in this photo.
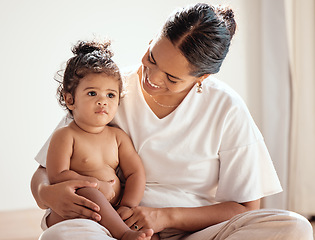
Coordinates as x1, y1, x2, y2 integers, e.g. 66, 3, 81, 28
195, 74, 210, 88
198, 74, 210, 84
64, 93, 75, 110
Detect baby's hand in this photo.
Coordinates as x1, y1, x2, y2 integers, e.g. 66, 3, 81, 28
116, 205, 131, 218
98, 179, 116, 201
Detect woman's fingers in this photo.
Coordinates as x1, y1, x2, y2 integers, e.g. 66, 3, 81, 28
70, 179, 99, 191
124, 210, 141, 228
73, 191, 100, 211
66, 203, 101, 221
123, 206, 163, 233
45, 180, 101, 220
68, 180, 101, 220
72, 195, 101, 220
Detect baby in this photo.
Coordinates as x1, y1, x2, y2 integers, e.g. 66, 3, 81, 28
45, 39, 153, 240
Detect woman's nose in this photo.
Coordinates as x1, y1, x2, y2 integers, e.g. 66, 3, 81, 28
149, 68, 164, 86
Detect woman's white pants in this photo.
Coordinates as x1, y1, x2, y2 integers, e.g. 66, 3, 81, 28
39, 209, 313, 240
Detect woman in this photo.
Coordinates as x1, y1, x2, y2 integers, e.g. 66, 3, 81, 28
31, 3, 313, 240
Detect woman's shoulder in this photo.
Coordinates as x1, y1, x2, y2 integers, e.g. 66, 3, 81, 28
203, 76, 247, 108
121, 65, 140, 80
121, 64, 139, 74
120, 65, 140, 93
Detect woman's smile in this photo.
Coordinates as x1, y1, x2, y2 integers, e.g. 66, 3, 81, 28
142, 67, 164, 93
147, 76, 161, 89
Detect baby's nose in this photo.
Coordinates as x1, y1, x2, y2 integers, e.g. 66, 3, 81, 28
97, 100, 107, 106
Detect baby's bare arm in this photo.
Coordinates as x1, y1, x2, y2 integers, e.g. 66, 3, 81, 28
51, 169, 100, 185
115, 128, 146, 208
46, 127, 99, 185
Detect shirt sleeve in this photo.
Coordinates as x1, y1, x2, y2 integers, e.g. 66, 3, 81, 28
215, 99, 282, 203
216, 140, 282, 203
34, 115, 73, 167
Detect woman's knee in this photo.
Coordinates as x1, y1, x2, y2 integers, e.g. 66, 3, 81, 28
39, 219, 112, 240
285, 211, 313, 239
39, 222, 68, 240
247, 209, 313, 240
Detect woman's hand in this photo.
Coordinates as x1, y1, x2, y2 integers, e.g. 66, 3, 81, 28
120, 206, 167, 233
39, 179, 101, 221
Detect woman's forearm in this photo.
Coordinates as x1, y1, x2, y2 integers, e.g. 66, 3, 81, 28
161, 200, 260, 232
30, 166, 101, 219
30, 166, 50, 209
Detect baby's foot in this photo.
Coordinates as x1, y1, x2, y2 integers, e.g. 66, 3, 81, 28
121, 229, 154, 240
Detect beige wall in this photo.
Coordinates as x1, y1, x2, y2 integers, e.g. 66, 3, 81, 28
0, 0, 252, 211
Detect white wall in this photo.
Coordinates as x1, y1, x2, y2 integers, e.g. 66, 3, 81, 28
0, 0, 249, 211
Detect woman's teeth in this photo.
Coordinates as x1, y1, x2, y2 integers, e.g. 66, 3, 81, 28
147, 77, 160, 88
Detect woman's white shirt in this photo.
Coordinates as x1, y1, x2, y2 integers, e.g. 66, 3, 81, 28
35, 69, 282, 208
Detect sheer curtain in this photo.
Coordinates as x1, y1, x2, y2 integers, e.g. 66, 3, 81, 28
258, 0, 290, 210
248, 0, 315, 214
285, 0, 315, 217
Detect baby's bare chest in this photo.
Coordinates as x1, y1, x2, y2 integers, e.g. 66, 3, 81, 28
70, 134, 119, 177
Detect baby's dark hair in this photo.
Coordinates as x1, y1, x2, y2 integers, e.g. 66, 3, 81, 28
56, 39, 122, 114
162, 3, 237, 77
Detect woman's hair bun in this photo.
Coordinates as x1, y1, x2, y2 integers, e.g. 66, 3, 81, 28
72, 40, 113, 58
215, 5, 236, 39
223, 8, 234, 20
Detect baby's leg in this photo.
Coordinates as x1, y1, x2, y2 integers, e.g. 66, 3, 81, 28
76, 187, 153, 240
121, 229, 154, 240
46, 210, 65, 227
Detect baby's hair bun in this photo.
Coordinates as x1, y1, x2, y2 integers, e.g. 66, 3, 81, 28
72, 39, 113, 58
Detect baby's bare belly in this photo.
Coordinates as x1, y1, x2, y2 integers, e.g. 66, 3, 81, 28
78, 167, 121, 205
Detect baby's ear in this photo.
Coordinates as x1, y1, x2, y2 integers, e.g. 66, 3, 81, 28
64, 93, 75, 110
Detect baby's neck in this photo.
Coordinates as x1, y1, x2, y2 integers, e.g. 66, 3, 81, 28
71, 121, 107, 134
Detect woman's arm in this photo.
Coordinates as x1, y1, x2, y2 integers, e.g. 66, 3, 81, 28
160, 200, 260, 231
30, 165, 52, 210
30, 165, 101, 220
122, 199, 260, 232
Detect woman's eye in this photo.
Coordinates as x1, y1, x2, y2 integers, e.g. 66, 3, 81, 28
148, 53, 155, 64
167, 76, 177, 84
88, 91, 97, 96
107, 93, 116, 98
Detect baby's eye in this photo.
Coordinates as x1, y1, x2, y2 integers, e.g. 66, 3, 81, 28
88, 91, 97, 96
107, 93, 116, 98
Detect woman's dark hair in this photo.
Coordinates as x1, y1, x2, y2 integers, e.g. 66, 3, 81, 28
56, 39, 122, 114
161, 3, 237, 77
